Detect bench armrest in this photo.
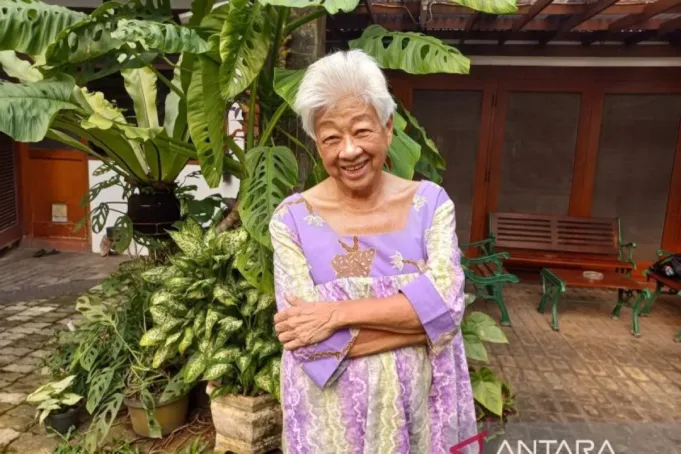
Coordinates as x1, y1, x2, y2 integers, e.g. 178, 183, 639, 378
464, 269, 519, 286
463, 252, 510, 266
619, 241, 637, 270
460, 236, 496, 255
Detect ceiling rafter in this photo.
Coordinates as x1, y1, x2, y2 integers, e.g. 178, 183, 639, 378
459, 12, 482, 45
624, 14, 681, 45
540, 0, 618, 44
499, 0, 553, 45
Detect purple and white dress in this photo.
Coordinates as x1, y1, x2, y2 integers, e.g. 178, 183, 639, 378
269, 180, 477, 453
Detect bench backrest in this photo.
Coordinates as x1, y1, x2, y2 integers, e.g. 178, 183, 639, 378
489, 212, 621, 256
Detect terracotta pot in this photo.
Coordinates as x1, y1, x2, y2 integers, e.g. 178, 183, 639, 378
207, 383, 282, 454
124, 393, 189, 438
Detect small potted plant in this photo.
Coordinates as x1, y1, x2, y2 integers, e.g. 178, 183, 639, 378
26, 375, 83, 435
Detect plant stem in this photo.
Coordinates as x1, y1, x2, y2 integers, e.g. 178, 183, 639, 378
275, 125, 316, 162
246, 79, 258, 152
284, 8, 326, 37
224, 134, 247, 170
258, 103, 288, 146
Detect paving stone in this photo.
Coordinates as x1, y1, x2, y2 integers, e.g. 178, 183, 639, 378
5, 431, 59, 453
2, 348, 32, 358
0, 373, 25, 384
0, 393, 26, 405
0, 428, 20, 450
1, 365, 35, 375
0, 356, 19, 367
0, 405, 36, 432
0, 403, 14, 415
27, 350, 49, 359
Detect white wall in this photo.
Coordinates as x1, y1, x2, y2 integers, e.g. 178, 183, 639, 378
88, 162, 240, 255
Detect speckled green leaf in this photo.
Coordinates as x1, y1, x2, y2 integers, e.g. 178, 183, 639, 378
183, 352, 207, 383
182, 216, 204, 240
142, 266, 173, 284
193, 309, 207, 335
178, 327, 194, 355
140, 327, 166, 347
236, 354, 251, 373
212, 346, 240, 364
203, 362, 231, 381
152, 342, 177, 368
255, 294, 275, 314
165, 330, 184, 347
166, 276, 194, 291
216, 227, 249, 256
205, 307, 221, 336
169, 230, 202, 258
150, 290, 174, 307
254, 365, 274, 394
214, 285, 237, 306
235, 239, 274, 294
217, 316, 243, 334
150, 305, 179, 327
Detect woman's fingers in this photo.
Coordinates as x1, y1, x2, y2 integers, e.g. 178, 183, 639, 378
277, 330, 296, 344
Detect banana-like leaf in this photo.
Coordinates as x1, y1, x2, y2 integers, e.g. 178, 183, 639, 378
349, 25, 470, 75
122, 67, 159, 129
187, 56, 225, 188
0, 51, 42, 82
219, 0, 272, 100
273, 67, 303, 107
0, 0, 85, 56
257, 0, 359, 14
163, 55, 186, 140
398, 104, 445, 171
111, 19, 209, 54
239, 146, 298, 249
0, 74, 77, 142
450, 0, 517, 14
387, 113, 421, 180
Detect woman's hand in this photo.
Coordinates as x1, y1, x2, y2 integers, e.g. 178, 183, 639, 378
274, 294, 341, 351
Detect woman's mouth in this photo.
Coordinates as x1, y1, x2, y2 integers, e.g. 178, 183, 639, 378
340, 160, 369, 179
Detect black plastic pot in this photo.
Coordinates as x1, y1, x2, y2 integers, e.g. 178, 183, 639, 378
127, 190, 181, 237
45, 405, 81, 435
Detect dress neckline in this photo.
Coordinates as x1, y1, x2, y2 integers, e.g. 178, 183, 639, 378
295, 180, 426, 239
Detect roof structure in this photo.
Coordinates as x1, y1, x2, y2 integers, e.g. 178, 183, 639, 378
328, 0, 681, 56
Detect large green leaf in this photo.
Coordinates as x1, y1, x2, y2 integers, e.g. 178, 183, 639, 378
258, 0, 359, 14
273, 67, 303, 107
187, 55, 225, 188
235, 240, 274, 294
470, 367, 503, 416
111, 19, 209, 54
398, 103, 445, 182
387, 112, 421, 180
0, 74, 77, 142
450, 0, 517, 14
218, 0, 272, 100
122, 67, 159, 129
0, 51, 42, 82
463, 334, 488, 362
239, 146, 298, 249
463, 312, 509, 344
350, 25, 470, 75
189, 0, 216, 27
0, 0, 85, 56
163, 55, 186, 140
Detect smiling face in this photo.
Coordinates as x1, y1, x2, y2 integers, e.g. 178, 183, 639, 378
313, 97, 393, 194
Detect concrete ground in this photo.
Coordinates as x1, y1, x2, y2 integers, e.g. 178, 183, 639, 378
1, 248, 680, 453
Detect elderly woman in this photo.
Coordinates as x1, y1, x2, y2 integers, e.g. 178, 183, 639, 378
269, 49, 477, 453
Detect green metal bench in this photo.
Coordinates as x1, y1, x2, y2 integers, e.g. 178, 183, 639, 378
642, 249, 681, 341
461, 238, 519, 326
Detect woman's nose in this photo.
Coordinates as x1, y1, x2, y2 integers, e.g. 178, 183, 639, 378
339, 136, 362, 160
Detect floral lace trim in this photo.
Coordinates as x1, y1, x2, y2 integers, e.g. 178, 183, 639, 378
428, 326, 459, 357
300, 328, 360, 362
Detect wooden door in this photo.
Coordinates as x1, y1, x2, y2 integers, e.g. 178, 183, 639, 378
0, 134, 21, 249
19, 141, 90, 250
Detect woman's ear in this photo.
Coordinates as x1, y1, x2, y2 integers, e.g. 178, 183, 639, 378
385, 114, 394, 141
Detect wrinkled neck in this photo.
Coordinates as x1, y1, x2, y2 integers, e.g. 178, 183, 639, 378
331, 172, 386, 211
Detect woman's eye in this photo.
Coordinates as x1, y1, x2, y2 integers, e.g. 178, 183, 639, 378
323, 136, 340, 145
356, 129, 371, 136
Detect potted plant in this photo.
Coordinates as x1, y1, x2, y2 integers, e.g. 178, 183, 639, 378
139, 215, 282, 452
26, 375, 84, 435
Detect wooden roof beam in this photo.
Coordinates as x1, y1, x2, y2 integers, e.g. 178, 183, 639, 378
459, 12, 482, 45
541, 0, 618, 44
608, 0, 681, 31
624, 15, 681, 45
499, 0, 553, 45
364, 0, 377, 24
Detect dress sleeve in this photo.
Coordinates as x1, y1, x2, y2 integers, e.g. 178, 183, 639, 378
399, 188, 465, 356
269, 207, 357, 388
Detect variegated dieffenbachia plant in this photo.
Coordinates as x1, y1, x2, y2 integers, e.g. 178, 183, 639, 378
26, 375, 83, 426
138, 218, 281, 399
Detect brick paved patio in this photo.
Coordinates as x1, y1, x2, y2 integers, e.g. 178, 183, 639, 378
0, 248, 680, 452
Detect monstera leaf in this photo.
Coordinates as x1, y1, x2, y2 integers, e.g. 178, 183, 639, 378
187, 56, 225, 188
273, 67, 303, 107
239, 146, 298, 249
189, 0, 216, 26
0, 0, 86, 56
257, 0, 359, 14
350, 25, 470, 75
219, 0, 273, 100
450, 0, 517, 14
0, 74, 77, 142
111, 19, 210, 54
0, 51, 42, 82
387, 112, 421, 180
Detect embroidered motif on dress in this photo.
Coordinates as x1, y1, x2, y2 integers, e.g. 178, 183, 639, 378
413, 194, 427, 211
390, 251, 427, 273
331, 236, 376, 278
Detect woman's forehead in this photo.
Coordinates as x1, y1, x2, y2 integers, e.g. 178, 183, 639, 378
315, 100, 379, 128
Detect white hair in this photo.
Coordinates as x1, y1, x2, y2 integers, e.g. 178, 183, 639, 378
293, 49, 396, 139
